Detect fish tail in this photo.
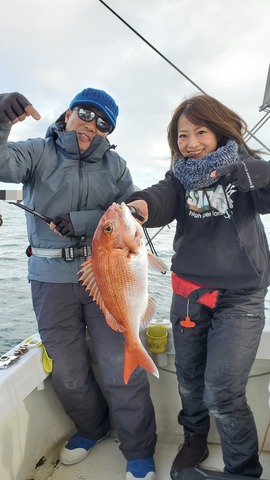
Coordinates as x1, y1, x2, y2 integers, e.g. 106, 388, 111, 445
124, 343, 159, 384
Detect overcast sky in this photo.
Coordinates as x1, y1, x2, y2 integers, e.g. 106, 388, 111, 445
1, 0, 270, 191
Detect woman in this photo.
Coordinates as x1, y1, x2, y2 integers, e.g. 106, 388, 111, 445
127, 94, 270, 479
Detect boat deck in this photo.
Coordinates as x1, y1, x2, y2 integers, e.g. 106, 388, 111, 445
30, 434, 270, 480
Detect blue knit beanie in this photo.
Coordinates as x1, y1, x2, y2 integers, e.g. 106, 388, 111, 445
69, 88, 119, 130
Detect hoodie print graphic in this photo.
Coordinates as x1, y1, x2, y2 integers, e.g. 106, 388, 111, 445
186, 184, 236, 220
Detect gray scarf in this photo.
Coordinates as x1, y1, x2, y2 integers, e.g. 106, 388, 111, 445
173, 139, 239, 190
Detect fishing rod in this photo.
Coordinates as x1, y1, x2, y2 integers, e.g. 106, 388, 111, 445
8, 201, 167, 274
98, 0, 270, 152
8, 202, 146, 224
7, 202, 53, 224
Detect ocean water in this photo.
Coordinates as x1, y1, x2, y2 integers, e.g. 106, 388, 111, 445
1, 199, 270, 356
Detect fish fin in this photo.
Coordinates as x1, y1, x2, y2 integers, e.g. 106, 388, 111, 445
79, 259, 125, 333
78, 257, 94, 279
140, 296, 156, 330
147, 252, 168, 274
124, 343, 159, 384
79, 259, 102, 305
104, 310, 125, 333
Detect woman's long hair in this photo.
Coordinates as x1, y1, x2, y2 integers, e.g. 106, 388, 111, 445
167, 94, 262, 165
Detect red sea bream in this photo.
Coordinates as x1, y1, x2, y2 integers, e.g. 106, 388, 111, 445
79, 202, 167, 384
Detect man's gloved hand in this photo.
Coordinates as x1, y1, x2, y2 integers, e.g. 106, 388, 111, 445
52, 214, 75, 237
0, 92, 41, 124
215, 157, 270, 192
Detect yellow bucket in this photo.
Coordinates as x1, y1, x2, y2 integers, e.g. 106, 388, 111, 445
146, 325, 168, 354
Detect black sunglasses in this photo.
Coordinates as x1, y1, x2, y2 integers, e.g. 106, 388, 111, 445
73, 107, 112, 133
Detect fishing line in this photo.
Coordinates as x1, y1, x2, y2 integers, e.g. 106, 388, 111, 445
98, 0, 206, 94
98, 0, 270, 151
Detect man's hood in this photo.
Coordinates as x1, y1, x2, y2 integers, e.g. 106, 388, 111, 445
45, 111, 114, 161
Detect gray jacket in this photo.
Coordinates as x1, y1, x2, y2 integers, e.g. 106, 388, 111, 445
0, 120, 136, 282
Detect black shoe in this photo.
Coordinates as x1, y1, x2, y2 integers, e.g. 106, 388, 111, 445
170, 431, 209, 480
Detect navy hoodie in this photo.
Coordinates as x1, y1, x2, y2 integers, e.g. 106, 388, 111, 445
128, 153, 270, 290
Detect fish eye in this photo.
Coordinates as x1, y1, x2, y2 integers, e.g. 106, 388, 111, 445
104, 222, 113, 234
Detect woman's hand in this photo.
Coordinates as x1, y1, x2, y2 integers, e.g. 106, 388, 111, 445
127, 200, 148, 224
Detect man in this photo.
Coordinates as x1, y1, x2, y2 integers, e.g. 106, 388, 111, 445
0, 89, 156, 480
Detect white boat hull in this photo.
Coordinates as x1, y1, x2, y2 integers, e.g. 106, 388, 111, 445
0, 326, 270, 480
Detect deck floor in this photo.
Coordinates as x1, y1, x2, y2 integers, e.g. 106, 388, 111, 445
32, 436, 270, 480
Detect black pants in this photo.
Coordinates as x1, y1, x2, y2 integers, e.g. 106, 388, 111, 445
170, 288, 266, 478
31, 281, 157, 461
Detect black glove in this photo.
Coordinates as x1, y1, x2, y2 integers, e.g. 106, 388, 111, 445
52, 214, 75, 237
0, 92, 31, 123
215, 157, 270, 192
